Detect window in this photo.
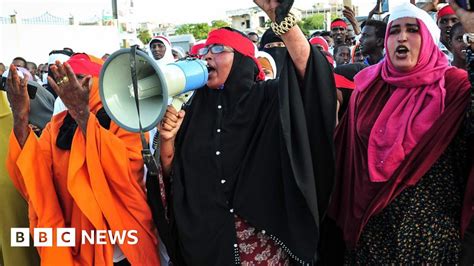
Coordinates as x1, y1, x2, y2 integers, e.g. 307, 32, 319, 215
259, 16, 265, 27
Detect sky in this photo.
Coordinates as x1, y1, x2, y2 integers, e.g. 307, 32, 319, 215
0, 0, 412, 25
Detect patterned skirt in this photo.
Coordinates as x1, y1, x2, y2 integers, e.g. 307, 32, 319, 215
235, 216, 290, 265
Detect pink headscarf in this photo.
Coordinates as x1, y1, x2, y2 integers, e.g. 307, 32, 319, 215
354, 17, 451, 183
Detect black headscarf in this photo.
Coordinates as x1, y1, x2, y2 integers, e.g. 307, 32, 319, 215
162, 43, 335, 265
259, 28, 287, 77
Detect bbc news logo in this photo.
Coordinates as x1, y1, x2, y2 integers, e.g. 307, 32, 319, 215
11, 228, 138, 247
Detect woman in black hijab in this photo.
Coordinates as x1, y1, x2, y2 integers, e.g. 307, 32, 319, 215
153, 0, 336, 264
259, 28, 287, 77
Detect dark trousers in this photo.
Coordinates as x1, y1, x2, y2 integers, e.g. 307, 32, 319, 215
114, 258, 131, 266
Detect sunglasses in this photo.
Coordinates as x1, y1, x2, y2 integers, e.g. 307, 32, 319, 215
198, 44, 234, 56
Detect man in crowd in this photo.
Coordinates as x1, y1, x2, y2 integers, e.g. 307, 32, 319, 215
330, 18, 349, 47
359, 19, 387, 65
437, 4, 459, 50
437, 4, 459, 60
12, 57, 27, 68
26, 62, 42, 84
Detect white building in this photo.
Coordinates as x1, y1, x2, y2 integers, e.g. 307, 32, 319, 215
0, 12, 121, 64
226, 7, 302, 35
226, 7, 267, 33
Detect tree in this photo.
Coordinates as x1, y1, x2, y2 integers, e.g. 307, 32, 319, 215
299, 14, 325, 34
297, 21, 310, 36
137, 28, 152, 45
175, 23, 210, 40
211, 20, 230, 30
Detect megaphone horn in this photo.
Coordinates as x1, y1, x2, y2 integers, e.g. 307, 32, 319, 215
99, 48, 208, 133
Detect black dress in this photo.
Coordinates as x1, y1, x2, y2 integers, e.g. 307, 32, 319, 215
166, 48, 336, 265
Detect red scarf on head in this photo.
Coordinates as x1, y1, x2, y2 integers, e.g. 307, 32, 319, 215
190, 41, 206, 57
309, 36, 329, 52
437, 5, 455, 22
67, 53, 102, 77
206, 28, 265, 81
331, 20, 347, 29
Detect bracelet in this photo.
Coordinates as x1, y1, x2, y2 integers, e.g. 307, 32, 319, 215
463, 33, 474, 45
271, 12, 298, 36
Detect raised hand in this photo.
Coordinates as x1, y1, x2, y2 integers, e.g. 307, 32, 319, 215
450, 0, 474, 34
48, 60, 92, 134
158, 105, 185, 177
6, 65, 30, 146
256, 0, 309, 79
343, 5, 361, 35
254, 0, 280, 22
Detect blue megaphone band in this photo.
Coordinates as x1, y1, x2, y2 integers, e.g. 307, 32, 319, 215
170, 60, 208, 93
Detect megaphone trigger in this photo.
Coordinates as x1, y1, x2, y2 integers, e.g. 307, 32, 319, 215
171, 92, 194, 111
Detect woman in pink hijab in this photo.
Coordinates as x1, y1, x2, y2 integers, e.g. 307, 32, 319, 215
326, 4, 473, 264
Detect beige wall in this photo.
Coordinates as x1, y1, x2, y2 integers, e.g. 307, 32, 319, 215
1, 24, 121, 65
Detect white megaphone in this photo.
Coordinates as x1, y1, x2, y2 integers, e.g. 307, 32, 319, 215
99, 48, 208, 132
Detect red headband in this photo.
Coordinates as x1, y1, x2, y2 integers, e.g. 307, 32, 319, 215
67, 54, 103, 77
206, 28, 265, 81
437, 5, 455, 22
331, 20, 347, 29
309, 36, 329, 52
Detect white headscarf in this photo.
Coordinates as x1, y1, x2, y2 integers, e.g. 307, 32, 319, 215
172, 47, 185, 60
256, 51, 277, 80
388, 3, 440, 45
147, 35, 174, 65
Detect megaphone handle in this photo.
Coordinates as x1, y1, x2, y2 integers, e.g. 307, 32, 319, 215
171, 93, 194, 111
171, 98, 184, 111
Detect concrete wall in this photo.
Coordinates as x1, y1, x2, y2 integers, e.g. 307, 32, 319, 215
1, 24, 121, 65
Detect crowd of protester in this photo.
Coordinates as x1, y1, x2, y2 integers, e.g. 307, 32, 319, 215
0, 0, 473, 265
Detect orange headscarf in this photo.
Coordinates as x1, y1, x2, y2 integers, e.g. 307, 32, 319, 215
7, 53, 160, 265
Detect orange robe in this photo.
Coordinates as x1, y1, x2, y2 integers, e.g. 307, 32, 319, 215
7, 76, 160, 265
